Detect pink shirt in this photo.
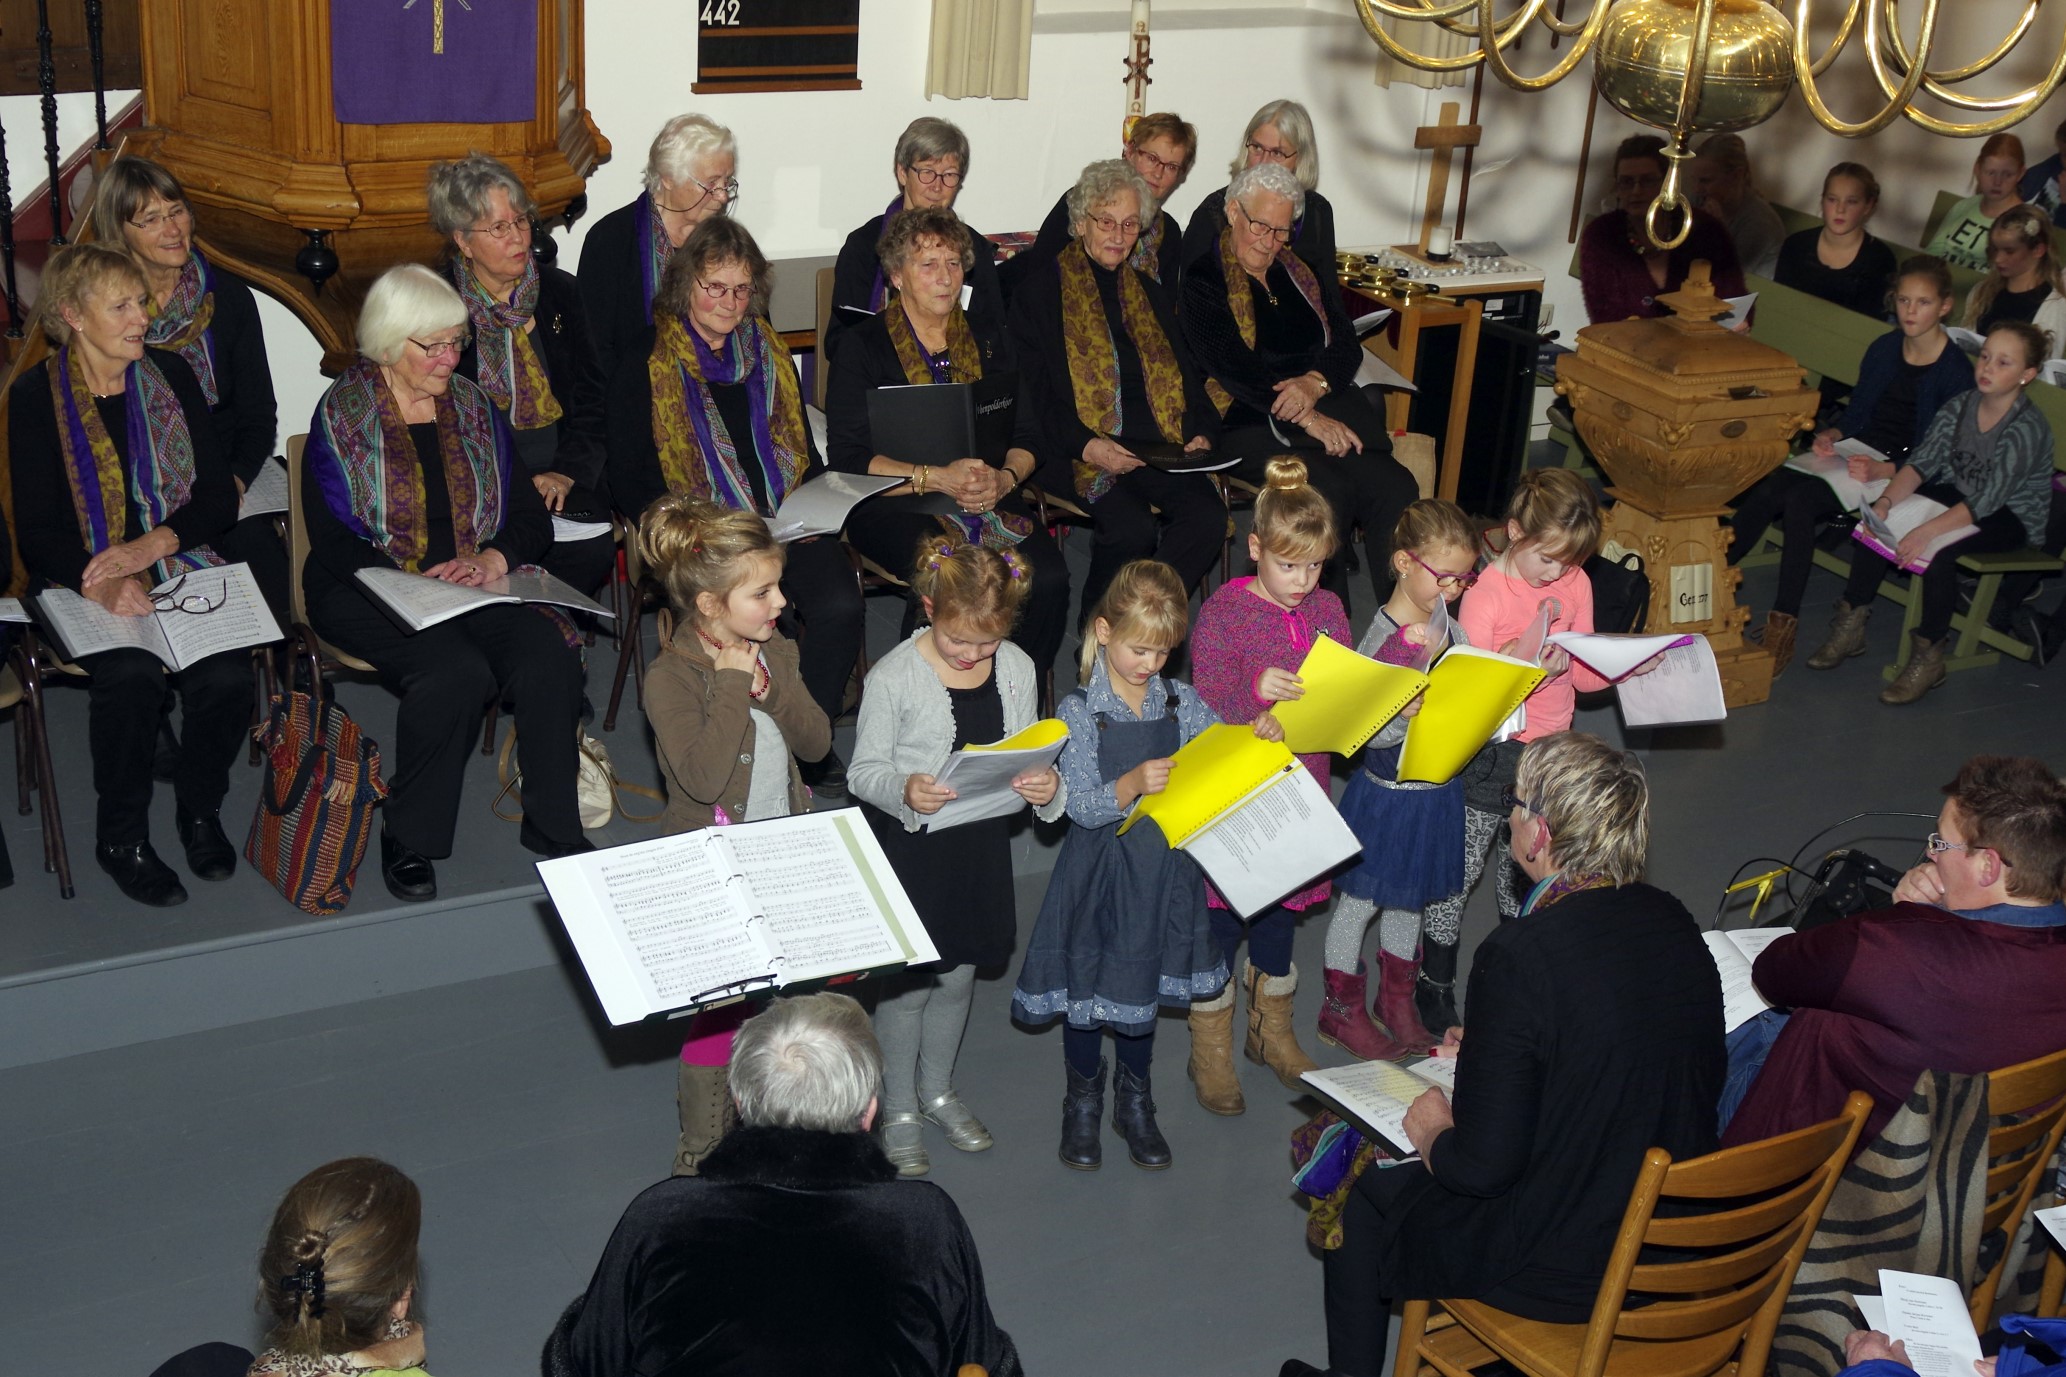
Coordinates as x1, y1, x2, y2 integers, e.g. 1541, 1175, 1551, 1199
1456, 561, 1609, 740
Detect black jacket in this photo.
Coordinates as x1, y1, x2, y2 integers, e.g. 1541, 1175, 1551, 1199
1181, 183, 1339, 288
1182, 247, 1365, 429
454, 264, 610, 514
823, 304, 1023, 476
827, 208, 1004, 364
545, 1125, 1020, 1377
1003, 194, 1184, 301
196, 267, 279, 489
575, 193, 654, 395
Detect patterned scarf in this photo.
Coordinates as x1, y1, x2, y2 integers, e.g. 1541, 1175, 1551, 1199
882, 296, 1031, 549
142, 250, 219, 404
1204, 223, 1332, 415
310, 358, 504, 572
1058, 243, 1187, 503
867, 192, 907, 312
647, 311, 810, 515
248, 1318, 419, 1377
635, 191, 674, 325
1519, 869, 1614, 916
451, 255, 563, 432
51, 346, 221, 581
1130, 212, 1167, 282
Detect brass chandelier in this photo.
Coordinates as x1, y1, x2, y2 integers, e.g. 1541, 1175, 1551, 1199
1353, 0, 2066, 247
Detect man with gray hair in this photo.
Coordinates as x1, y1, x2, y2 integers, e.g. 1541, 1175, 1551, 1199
547, 992, 1020, 1376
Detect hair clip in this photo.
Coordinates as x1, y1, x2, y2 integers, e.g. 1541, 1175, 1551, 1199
281, 1263, 326, 1317
1008, 561, 1027, 579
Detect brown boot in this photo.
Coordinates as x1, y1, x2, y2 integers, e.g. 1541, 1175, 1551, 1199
1187, 982, 1245, 1115
1806, 601, 1871, 670
673, 1060, 738, 1176
1879, 633, 1947, 704
1762, 610, 1800, 676
1244, 961, 1320, 1090
1374, 951, 1438, 1055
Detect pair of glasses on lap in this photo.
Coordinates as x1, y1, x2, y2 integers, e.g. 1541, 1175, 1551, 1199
151, 573, 226, 616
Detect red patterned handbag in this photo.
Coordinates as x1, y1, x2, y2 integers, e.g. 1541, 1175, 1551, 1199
245, 686, 389, 915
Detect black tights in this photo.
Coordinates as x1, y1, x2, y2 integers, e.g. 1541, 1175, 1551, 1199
1064, 1023, 1153, 1078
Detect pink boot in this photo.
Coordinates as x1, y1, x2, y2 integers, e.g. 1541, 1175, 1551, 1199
1318, 964, 1414, 1062
1375, 950, 1439, 1056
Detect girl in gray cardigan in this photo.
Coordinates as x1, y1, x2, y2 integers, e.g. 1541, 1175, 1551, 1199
848, 538, 1066, 1177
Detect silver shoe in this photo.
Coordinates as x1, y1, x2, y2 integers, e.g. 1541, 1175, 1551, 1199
920, 1090, 994, 1152
881, 1112, 930, 1177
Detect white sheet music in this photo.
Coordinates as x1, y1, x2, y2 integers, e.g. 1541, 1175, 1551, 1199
768, 473, 903, 543
238, 458, 290, 519
1615, 636, 1728, 727
1302, 1060, 1438, 1155
357, 566, 609, 632
1877, 1270, 1986, 1377
724, 812, 937, 980
1181, 765, 1362, 917
1704, 927, 1789, 1033
1548, 630, 1697, 682
158, 562, 284, 666
0, 597, 33, 623
928, 734, 1068, 831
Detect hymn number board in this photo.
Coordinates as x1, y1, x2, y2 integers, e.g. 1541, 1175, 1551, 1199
692, 0, 862, 94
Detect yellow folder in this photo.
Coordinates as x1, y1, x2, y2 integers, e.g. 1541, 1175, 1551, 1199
1396, 647, 1547, 786
1116, 724, 1298, 846
1271, 636, 1432, 756
961, 718, 1070, 753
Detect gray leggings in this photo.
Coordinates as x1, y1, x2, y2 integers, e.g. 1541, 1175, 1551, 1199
1323, 808, 1516, 972
871, 964, 977, 1115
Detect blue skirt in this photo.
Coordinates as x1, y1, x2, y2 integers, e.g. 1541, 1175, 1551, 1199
1333, 745, 1467, 909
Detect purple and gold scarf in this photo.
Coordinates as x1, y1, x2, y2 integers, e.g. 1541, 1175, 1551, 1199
1204, 223, 1332, 415
635, 191, 676, 325
1130, 212, 1168, 283
450, 255, 563, 431
648, 312, 810, 515
141, 250, 219, 405
868, 192, 908, 312
882, 297, 1030, 549
1059, 244, 1187, 502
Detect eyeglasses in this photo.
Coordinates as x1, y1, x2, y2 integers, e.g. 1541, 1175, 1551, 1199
1501, 790, 1540, 817
907, 165, 964, 188
1232, 200, 1294, 245
464, 218, 533, 243
1407, 549, 1479, 591
150, 574, 225, 616
1615, 175, 1664, 192
695, 279, 755, 304
1130, 147, 1186, 178
1246, 140, 1297, 165
1088, 213, 1143, 238
655, 174, 740, 215
129, 203, 192, 233
409, 333, 470, 359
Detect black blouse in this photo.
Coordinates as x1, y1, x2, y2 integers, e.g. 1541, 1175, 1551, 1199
1181, 184, 1339, 288
1772, 228, 1898, 321
575, 194, 653, 395
823, 305, 1024, 476
454, 264, 610, 507
1181, 255, 1362, 429
197, 268, 279, 488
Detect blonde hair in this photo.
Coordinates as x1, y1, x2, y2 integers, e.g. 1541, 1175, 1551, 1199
1514, 731, 1649, 886
637, 494, 783, 630
37, 242, 146, 346
1506, 468, 1603, 565
1251, 455, 1336, 563
1079, 558, 1189, 685
1964, 204, 2064, 331
908, 535, 1031, 638
1393, 498, 1480, 561
256, 1158, 420, 1359
356, 263, 465, 366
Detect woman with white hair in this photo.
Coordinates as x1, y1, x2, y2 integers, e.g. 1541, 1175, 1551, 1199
1180, 98, 1337, 283
302, 264, 588, 902
577, 113, 738, 385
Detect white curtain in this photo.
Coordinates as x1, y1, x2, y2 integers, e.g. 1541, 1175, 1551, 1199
1372, 13, 1471, 90
927, 0, 1034, 100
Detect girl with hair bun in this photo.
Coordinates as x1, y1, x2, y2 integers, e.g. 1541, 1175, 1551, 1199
251, 1157, 427, 1376
639, 493, 832, 1176
849, 535, 1064, 1177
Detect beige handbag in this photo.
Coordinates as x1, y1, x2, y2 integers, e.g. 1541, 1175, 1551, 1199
495, 727, 665, 830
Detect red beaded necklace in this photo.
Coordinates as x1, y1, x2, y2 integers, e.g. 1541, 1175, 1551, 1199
694, 625, 769, 700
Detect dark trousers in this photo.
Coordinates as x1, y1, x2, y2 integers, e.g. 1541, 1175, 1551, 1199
1209, 903, 1297, 977
544, 532, 618, 600
1076, 466, 1225, 624
1727, 467, 1844, 618
81, 644, 250, 844
212, 513, 292, 630
1840, 483, 2030, 641
1995, 485, 2066, 616
778, 534, 868, 724
311, 587, 583, 856
841, 494, 1071, 682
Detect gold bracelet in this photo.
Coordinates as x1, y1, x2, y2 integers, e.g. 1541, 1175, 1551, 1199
913, 465, 928, 494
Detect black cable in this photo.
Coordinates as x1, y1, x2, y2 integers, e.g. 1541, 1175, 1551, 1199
1779, 809, 1938, 908
1709, 857, 1796, 930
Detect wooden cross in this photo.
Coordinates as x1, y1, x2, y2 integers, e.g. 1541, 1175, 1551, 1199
1408, 101, 1482, 258
401, 0, 473, 54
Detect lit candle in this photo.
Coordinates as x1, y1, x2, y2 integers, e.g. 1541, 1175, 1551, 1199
1427, 225, 1454, 258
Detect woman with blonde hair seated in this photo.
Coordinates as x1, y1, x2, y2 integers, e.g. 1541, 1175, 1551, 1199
1963, 203, 2066, 351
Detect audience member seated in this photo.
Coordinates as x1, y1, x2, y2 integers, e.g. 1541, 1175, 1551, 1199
1729, 255, 1972, 674
1008, 159, 1225, 617
605, 217, 864, 786
1927, 133, 2027, 272
429, 153, 614, 597
823, 205, 1069, 673
1183, 162, 1417, 603
577, 112, 736, 389
2021, 116, 2066, 226
9, 243, 245, 907
302, 264, 589, 901
1773, 161, 1899, 320
1963, 204, 2066, 350
94, 156, 286, 623
1688, 133, 1786, 277
1180, 99, 1338, 285
1804, 320, 2057, 704
1284, 732, 1724, 1377
546, 992, 1022, 1377
1720, 754, 2066, 1150
1578, 134, 1748, 325
828, 117, 1003, 364
1013, 110, 1196, 293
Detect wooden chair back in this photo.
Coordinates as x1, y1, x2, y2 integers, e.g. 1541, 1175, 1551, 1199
1743, 273, 1886, 391
1968, 1047, 2066, 1331
284, 433, 376, 674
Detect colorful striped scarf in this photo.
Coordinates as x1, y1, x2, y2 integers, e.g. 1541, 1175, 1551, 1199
51, 346, 220, 580
1058, 243, 1187, 503
635, 191, 674, 325
450, 255, 563, 431
1130, 212, 1167, 283
142, 250, 219, 405
1204, 224, 1332, 415
882, 298, 1030, 549
647, 311, 810, 515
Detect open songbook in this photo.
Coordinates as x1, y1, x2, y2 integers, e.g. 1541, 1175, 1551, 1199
1301, 1056, 1458, 1157
356, 566, 611, 632
535, 809, 940, 1025
926, 718, 1070, 831
31, 561, 282, 670
1852, 1272, 1986, 1377
1783, 439, 1894, 510
1853, 496, 1979, 574
0, 597, 29, 624
1397, 639, 1547, 785
1270, 635, 1431, 756
238, 456, 290, 520
768, 473, 903, 543
1118, 724, 1361, 917
1703, 926, 1790, 1033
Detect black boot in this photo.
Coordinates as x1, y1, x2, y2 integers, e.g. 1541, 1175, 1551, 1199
96, 839, 188, 907
1059, 1059, 1105, 1170
176, 805, 237, 881
1415, 937, 1460, 1037
1111, 1062, 1172, 1170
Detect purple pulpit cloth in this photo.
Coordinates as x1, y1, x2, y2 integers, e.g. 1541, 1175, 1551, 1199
332, 1, 538, 126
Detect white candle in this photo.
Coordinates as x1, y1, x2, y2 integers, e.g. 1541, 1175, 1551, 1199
1427, 225, 1454, 258
1131, 0, 1150, 34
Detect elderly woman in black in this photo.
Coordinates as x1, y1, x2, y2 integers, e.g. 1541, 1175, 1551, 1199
303, 264, 587, 903
607, 217, 864, 787
8, 244, 242, 906
1185, 162, 1417, 601
1283, 732, 1725, 1377
1008, 159, 1224, 617
428, 153, 613, 597
825, 205, 1070, 673
1181, 99, 1338, 285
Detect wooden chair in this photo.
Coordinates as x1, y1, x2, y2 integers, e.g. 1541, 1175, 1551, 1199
1394, 1091, 1871, 1377
842, 538, 908, 692
3, 638, 71, 897
2041, 1248, 2064, 1319
1968, 1047, 2066, 1331
602, 512, 658, 732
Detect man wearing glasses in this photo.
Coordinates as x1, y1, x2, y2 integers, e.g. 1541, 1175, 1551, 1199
1718, 754, 2066, 1151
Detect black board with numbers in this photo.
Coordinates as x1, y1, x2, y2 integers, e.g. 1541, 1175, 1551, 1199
692, 0, 861, 94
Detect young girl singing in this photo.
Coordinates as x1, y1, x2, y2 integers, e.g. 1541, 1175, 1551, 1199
848, 536, 1063, 1178
639, 494, 832, 1176
1013, 560, 1225, 1172
1187, 456, 1348, 1112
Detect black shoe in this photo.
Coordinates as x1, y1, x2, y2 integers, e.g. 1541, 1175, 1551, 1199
1279, 1362, 1327, 1377
1111, 1062, 1172, 1170
2021, 606, 2066, 667
802, 750, 848, 799
175, 805, 237, 881
380, 830, 437, 902
96, 840, 188, 907
519, 819, 595, 860
1059, 1060, 1106, 1170
1416, 937, 1461, 1036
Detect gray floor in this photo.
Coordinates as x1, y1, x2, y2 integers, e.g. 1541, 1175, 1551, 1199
6, 499, 2066, 1374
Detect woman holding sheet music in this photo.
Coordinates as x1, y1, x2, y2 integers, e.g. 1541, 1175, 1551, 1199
7, 243, 246, 907
301, 264, 588, 902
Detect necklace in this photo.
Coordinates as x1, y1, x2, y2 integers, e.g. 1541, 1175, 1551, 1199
695, 625, 769, 699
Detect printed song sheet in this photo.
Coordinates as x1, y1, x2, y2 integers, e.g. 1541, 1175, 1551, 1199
721, 810, 939, 981
928, 721, 1069, 831
0, 597, 30, 623
1302, 1059, 1439, 1156
1548, 630, 1697, 681
1854, 498, 1979, 575
769, 473, 903, 543
34, 561, 281, 670
1615, 635, 1728, 727
1181, 764, 1362, 917
357, 566, 609, 631
1876, 1270, 1986, 1377
1784, 442, 1893, 510
238, 457, 290, 519
1703, 926, 1790, 1033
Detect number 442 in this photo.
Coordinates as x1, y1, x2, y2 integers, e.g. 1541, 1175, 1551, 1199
700, 0, 741, 23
